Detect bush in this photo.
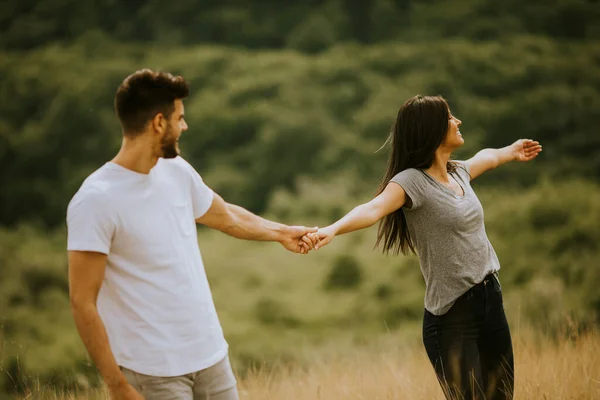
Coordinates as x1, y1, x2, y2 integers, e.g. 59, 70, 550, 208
324, 255, 363, 290
374, 284, 393, 300
286, 14, 338, 54
254, 297, 300, 327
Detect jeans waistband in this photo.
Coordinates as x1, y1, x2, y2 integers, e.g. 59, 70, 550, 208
465, 272, 500, 296
479, 271, 500, 288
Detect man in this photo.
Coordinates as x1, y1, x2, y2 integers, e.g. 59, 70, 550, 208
67, 69, 317, 400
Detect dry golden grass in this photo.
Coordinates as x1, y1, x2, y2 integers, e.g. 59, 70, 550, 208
21, 327, 600, 399
236, 327, 600, 400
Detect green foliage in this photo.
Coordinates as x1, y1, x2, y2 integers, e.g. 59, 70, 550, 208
255, 297, 301, 327
2, 37, 600, 227
1, 181, 600, 395
286, 13, 339, 53
324, 255, 363, 290
2, 0, 599, 51
374, 284, 393, 300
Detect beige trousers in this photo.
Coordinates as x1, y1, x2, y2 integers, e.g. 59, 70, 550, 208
120, 355, 239, 400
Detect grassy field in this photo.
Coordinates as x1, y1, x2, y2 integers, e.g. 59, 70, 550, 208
237, 327, 600, 400
2, 180, 600, 398
17, 325, 600, 399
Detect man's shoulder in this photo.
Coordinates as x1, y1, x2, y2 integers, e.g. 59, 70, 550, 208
68, 164, 117, 209
159, 156, 194, 172
79, 164, 116, 195
69, 183, 110, 213
157, 157, 204, 183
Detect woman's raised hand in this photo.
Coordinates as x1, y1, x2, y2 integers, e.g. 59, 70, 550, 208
512, 139, 542, 162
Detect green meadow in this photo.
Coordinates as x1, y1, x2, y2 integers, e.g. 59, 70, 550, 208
2, 179, 600, 395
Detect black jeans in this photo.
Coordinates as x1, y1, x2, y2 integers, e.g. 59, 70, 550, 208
423, 274, 514, 400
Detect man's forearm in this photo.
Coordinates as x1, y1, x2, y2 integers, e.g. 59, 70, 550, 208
71, 303, 127, 389
222, 204, 285, 242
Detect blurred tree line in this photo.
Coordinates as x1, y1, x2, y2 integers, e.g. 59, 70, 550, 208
1, 0, 599, 228
1, 37, 599, 228
2, 0, 599, 51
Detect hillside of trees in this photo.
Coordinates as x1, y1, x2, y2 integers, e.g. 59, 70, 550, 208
1, 37, 599, 228
3, 0, 599, 51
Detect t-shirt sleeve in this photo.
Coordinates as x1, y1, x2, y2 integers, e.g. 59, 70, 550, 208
176, 157, 215, 219
66, 189, 115, 254
190, 171, 214, 219
453, 160, 472, 182
390, 169, 424, 210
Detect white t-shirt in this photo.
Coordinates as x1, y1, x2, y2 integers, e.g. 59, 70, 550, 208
66, 156, 228, 377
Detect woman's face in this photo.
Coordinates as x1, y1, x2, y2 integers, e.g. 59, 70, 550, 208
443, 112, 464, 149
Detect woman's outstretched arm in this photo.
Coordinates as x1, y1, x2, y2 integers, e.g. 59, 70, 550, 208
466, 139, 542, 180
314, 182, 407, 250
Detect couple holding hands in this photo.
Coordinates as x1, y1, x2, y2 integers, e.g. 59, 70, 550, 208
67, 69, 541, 400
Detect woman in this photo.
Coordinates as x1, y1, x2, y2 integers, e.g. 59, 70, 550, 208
312, 95, 542, 399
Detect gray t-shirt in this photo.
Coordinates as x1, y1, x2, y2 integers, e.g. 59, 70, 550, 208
391, 161, 500, 315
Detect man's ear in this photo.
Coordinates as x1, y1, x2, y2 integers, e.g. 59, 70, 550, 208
151, 113, 166, 134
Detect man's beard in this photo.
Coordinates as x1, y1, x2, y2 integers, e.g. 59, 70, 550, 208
160, 126, 180, 159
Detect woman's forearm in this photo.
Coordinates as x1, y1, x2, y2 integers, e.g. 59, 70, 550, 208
474, 146, 516, 171
493, 146, 517, 168
330, 203, 380, 235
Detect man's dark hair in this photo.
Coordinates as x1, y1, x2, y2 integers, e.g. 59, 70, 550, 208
114, 69, 190, 137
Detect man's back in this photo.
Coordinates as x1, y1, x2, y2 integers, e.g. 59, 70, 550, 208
67, 157, 228, 377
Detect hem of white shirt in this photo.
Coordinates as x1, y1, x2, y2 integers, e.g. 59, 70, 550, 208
116, 343, 229, 377
67, 243, 110, 255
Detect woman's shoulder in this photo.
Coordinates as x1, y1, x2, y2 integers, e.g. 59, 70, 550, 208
390, 168, 426, 191
451, 160, 471, 181
391, 168, 423, 181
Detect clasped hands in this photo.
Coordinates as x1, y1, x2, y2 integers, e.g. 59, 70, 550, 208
279, 225, 335, 254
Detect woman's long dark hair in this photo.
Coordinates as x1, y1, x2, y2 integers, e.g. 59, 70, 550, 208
375, 95, 457, 255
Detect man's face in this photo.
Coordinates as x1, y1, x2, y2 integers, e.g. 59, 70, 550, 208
160, 99, 188, 159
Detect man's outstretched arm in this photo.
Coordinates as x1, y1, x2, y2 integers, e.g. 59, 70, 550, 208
195, 192, 317, 253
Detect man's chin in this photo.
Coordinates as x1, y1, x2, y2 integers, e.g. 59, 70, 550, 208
161, 145, 180, 159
